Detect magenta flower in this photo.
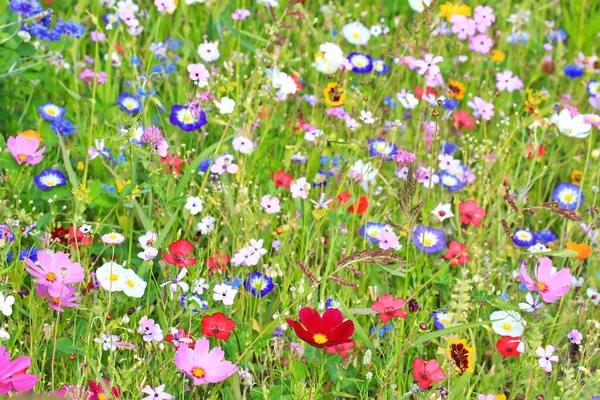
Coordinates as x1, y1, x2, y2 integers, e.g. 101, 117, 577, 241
232, 8, 251, 20
0, 346, 38, 394
174, 338, 237, 385
520, 257, 572, 303
469, 34, 493, 54
496, 70, 524, 92
6, 135, 46, 165
451, 15, 476, 40
25, 251, 85, 297
468, 96, 495, 121
473, 5, 495, 33
413, 53, 443, 76
35, 284, 81, 312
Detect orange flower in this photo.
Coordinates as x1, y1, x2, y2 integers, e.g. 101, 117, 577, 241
566, 242, 592, 260
18, 130, 42, 141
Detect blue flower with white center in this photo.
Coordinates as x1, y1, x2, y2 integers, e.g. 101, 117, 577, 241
34, 169, 67, 191
373, 58, 390, 75
179, 294, 209, 313
368, 138, 397, 160
0, 224, 15, 243
102, 13, 119, 27
512, 228, 536, 247
430, 310, 451, 330
38, 102, 66, 122
169, 104, 207, 132
243, 272, 274, 297
587, 80, 600, 97
117, 92, 142, 114
325, 298, 340, 309
360, 222, 388, 243
413, 224, 446, 254
552, 182, 584, 210
437, 171, 465, 192
347, 52, 373, 74
312, 170, 330, 187
50, 117, 76, 136
535, 229, 557, 245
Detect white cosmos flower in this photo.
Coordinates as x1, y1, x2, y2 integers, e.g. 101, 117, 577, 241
212, 284, 238, 306
96, 262, 127, 292
232, 136, 255, 154
518, 292, 544, 314
553, 109, 592, 138
138, 231, 158, 249
161, 269, 189, 294
314, 42, 346, 74
408, 0, 433, 13
397, 92, 419, 109
342, 21, 371, 45
490, 310, 526, 336
122, 268, 147, 298
197, 216, 216, 235
271, 68, 297, 95
214, 97, 236, 114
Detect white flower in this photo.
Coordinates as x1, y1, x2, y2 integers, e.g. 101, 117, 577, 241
518, 292, 544, 314
232, 136, 255, 154
370, 25, 383, 37
101, 232, 125, 245
197, 41, 220, 63
271, 68, 297, 95
528, 243, 550, 253
397, 92, 419, 109
490, 310, 526, 336
0, 292, 15, 317
349, 160, 378, 191
96, 262, 127, 292
138, 231, 158, 249
123, 268, 147, 298
141, 384, 173, 400
408, 0, 433, 13
192, 278, 209, 294
197, 216, 216, 235
342, 21, 371, 45
359, 110, 375, 124
161, 269, 189, 293
314, 42, 346, 74
587, 287, 599, 305
431, 203, 454, 221
304, 129, 323, 142
185, 196, 203, 215
215, 96, 236, 114
95, 333, 120, 351
553, 109, 592, 138
213, 284, 238, 306
290, 177, 310, 199
257, 0, 278, 6
138, 247, 159, 261
0, 327, 10, 340
536, 345, 559, 372
185, 0, 204, 4
438, 154, 460, 171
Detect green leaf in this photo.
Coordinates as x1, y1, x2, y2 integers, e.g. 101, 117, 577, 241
56, 337, 85, 356
410, 320, 492, 347
450, 371, 472, 393
340, 302, 374, 352
377, 263, 406, 277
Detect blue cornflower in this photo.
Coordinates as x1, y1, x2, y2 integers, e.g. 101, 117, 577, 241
55, 20, 85, 38
441, 142, 458, 155
325, 298, 340, 309
19, 247, 39, 262
443, 98, 459, 110
28, 22, 61, 41
50, 118, 76, 136
552, 182, 584, 210
117, 92, 142, 114
564, 65, 584, 79
197, 158, 212, 172
243, 272, 275, 297
347, 52, 373, 74
224, 276, 242, 289
9, 0, 43, 17
34, 169, 67, 191
38, 102, 66, 121
535, 229, 557, 245
513, 228, 536, 247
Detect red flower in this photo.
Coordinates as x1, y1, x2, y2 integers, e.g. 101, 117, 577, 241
67, 226, 92, 249
50, 226, 69, 243
452, 110, 475, 131
285, 307, 354, 348
206, 251, 230, 273
526, 143, 545, 159
291, 74, 303, 92
165, 328, 195, 349
370, 294, 407, 323
325, 340, 355, 358
336, 191, 352, 205
496, 336, 521, 357
458, 200, 486, 227
443, 241, 470, 266
114, 43, 125, 56
272, 170, 293, 188
88, 378, 120, 399
348, 196, 369, 214
163, 239, 197, 268
412, 358, 446, 389
414, 86, 438, 99
160, 154, 184, 174
201, 312, 236, 340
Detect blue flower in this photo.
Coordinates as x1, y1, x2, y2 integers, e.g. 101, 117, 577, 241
50, 118, 76, 136
117, 92, 142, 114
564, 65, 584, 79
332, 156, 343, 166
370, 323, 393, 337
55, 20, 85, 38
224, 276, 242, 289
28, 22, 61, 41
587, 80, 600, 97
19, 247, 39, 262
552, 182, 584, 210
243, 272, 275, 297
360, 222, 388, 243
442, 142, 458, 155
312, 170, 330, 187
179, 294, 208, 312
0, 224, 16, 242
325, 298, 340, 309
499, 292, 509, 301
430, 310, 450, 330
383, 95, 397, 108
443, 98, 459, 111
347, 52, 373, 74
102, 13, 119, 27
9, 0, 43, 17
513, 228, 536, 247
197, 158, 212, 172
548, 29, 567, 42
413, 224, 446, 254
373, 59, 390, 75
131, 55, 141, 66
102, 184, 116, 192
319, 155, 330, 165
272, 326, 284, 337
368, 138, 397, 160
437, 171, 464, 192
535, 229, 557, 245
34, 169, 67, 191
169, 104, 207, 132
38, 102, 66, 122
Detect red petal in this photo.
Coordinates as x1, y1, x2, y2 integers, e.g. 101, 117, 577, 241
327, 319, 354, 345
170, 239, 194, 255
321, 308, 344, 333
298, 307, 322, 334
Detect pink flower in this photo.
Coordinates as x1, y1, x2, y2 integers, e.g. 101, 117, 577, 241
473, 5, 495, 33
6, 135, 46, 165
451, 15, 476, 40
139, 316, 164, 343
141, 384, 173, 400
371, 294, 407, 323
467, 96, 495, 120
231, 8, 251, 20
35, 284, 81, 312
154, 0, 176, 14
520, 257, 572, 303
469, 34, 493, 54
413, 54, 443, 76
187, 63, 209, 82
536, 345, 559, 372
90, 30, 105, 42
0, 346, 38, 394
477, 396, 496, 400
395, 148, 416, 164
25, 251, 85, 297
567, 329, 583, 345
79, 69, 107, 85
261, 195, 281, 214
376, 229, 399, 250
174, 338, 237, 385
458, 199, 486, 226
496, 70, 524, 92
211, 154, 238, 175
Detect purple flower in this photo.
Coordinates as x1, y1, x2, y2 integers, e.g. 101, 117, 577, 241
567, 329, 583, 345
468, 96, 495, 120
469, 34, 493, 54
473, 5, 495, 33
451, 15, 476, 40
232, 8, 251, 21
496, 70, 524, 92
413, 224, 446, 254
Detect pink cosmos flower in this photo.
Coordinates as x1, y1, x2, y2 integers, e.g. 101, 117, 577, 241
451, 15, 476, 40
187, 63, 210, 82
496, 70, 524, 92
413, 54, 443, 76
211, 154, 238, 175
469, 34, 493, 54
376, 229, 399, 250
25, 251, 85, 297
371, 294, 407, 323
0, 346, 38, 394
231, 8, 251, 20
139, 316, 164, 343
473, 5, 495, 33
260, 195, 281, 214
468, 96, 495, 120
520, 257, 572, 303
35, 284, 81, 312
6, 135, 46, 165
174, 337, 237, 385
536, 345, 559, 372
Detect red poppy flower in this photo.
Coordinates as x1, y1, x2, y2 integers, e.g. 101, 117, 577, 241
412, 358, 446, 389
159, 154, 184, 174
206, 251, 230, 273
443, 241, 470, 266
370, 294, 407, 323
67, 226, 92, 249
348, 196, 368, 214
325, 340, 355, 358
285, 307, 354, 348
458, 200, 486, 227
414, 86, 438, 99
163, 239, 197, 268
526, 143, 545, 159
272, 170, 293, 188
496, 336, 521, 357
165, 328, 195, 349
337, 191, 352, 204
88, 378, 120, 399
201, 312, 236, 340
452, 110, 475, 131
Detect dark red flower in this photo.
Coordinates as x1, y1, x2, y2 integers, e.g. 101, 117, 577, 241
272, 170, 293, 188
452, 110, 476, 131
165, 328, 195, 349
496, 336, 521, 357
414, 86, 438, 99
412, 358, 446, 389
163, 239, 196, 268
443, 241, 470, 266
159, 154, 184, 174
201, 312, 236, 340
206, 251, 230, 273
88, 378, 120, 399
458, 200, 486, 227
285, 307, 354, 348
325, 340, 355, 358
51, 226, 69, 243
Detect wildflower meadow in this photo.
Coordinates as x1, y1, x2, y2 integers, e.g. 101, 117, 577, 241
1, 0, 600, 398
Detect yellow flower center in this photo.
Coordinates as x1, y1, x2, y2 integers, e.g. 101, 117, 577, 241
423, 238, 433, 246
48, 108, 57, 115
50, 297, 60, 304
502, 322, 512, 331
191, 367, 205, 378
313, 333, 328, 344
17, 154, 27, 161
109, 273, 119, 282
183, 113, 193, 123
352, 32, 360, 39
45, 272, 57, 282
563, 193, 573, 202
127, 279, 136, 288
537, 282, 547, 292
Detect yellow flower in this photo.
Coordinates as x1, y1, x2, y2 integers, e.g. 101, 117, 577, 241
323, 82, 345, 106
446, 338, 475, 374
570, 170, 583, 185
491, 50, 506, 62
77, 161, 84, 171
495, 395, 507, 400
18, 130, 42, 141
115, 180, 140, 199
440, 2, 472, 20
72, 184, 91, 204
446, 79, 466, 100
